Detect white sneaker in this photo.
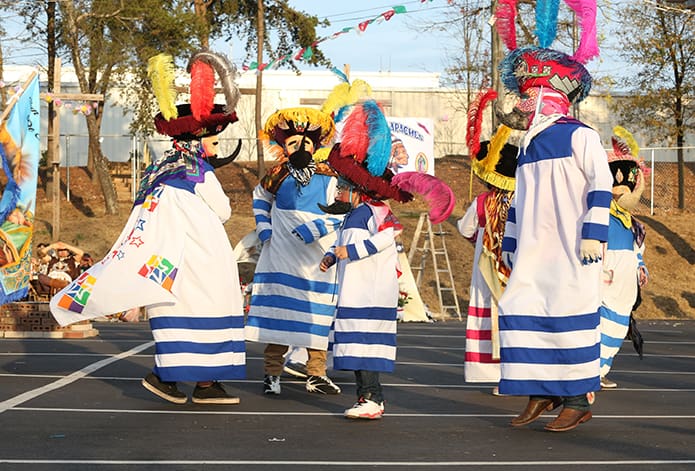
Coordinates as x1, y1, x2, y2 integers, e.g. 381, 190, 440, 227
600, 377, 618, 389
344, 397, 384, 420
263, 375, 281, 395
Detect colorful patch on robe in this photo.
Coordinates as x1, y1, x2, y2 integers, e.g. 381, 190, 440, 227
56, 271, 97, 313
143, 187, 164, 212
138, 255, 178, 292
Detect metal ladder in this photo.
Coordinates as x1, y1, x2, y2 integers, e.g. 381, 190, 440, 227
407, 213, 462, 320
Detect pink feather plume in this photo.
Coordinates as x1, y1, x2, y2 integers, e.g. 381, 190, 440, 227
564, 0, 599, 64
466, 88, 498, 158
391, 172, 456, 225
340, 104, 370, 163
190, 60, 216, 121
495, 0, 517, 51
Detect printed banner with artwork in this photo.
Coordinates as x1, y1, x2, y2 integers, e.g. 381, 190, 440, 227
0, 71, 40, 304
386, 117, 435, 176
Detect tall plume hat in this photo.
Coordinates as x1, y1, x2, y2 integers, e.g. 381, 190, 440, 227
494, 0, 599, 105
327, 97, 455, 224
148, 50, 240, 141
466, 88, 518, 191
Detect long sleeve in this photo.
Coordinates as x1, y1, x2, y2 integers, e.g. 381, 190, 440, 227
195, 171, 231, 223
458, 197, 480, 243
574, 127, 613, 242
252, 184, 273, 242
346, 226, 395, 261
292, 215, 344, 244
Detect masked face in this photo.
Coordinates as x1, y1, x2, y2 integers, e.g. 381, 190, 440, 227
201, 135, 220, 158
318, 184, 355, 214
284, 134, 315, 170
615, 168, 644, 211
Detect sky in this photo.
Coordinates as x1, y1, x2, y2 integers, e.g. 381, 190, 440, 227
263, 1, 453, 73
1, 1, 635, 81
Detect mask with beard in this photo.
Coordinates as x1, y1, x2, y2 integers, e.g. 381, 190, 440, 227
318, 200, 353, 215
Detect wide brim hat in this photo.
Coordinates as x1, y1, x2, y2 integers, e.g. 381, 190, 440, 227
262, 107, 335, 149
155, 103, 238, 141
500, 47, 592, 104
472, 126, 518, 192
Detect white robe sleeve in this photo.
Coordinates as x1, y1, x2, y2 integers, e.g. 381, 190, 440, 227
458, 198, 480, 242
194, 171, 231, 223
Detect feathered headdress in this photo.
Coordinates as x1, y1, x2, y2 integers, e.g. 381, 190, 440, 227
260, 107, 335, 162
340, 100, 391, 176
150, 49, 240, 141
494, 0, 599, 105
495, 0, 518, 51
466, 88, 498, 157
471, 125, 518, 192
321, 68, 373, 124
147, 54, 178, 121
391, 172, 456, 224
326, 99, 456, 223
607, 126, 649, 192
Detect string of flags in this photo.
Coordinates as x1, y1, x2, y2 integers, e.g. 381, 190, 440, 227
242, 5, 414, 73
42, 93, 100, 115
2, 81, 99, 116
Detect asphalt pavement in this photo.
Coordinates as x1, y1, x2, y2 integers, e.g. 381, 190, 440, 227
1, 319, 694, 470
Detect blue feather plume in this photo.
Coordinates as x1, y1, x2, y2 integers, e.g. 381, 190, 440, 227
535, 0, 560, 48
363, 100, 391, 177
330, 67, 350, 84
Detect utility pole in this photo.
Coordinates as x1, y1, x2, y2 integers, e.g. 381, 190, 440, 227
490, 0, 502, 129
255, 0, 265, 177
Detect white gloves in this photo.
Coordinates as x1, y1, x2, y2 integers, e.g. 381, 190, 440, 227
580, 239, 603, 265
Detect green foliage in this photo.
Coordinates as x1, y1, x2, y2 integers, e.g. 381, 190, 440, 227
610, 1, 695, 147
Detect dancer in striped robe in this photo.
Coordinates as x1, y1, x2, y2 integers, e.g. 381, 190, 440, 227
458, 128, 517, 388
599, 127, 650, 388
497, 47, 613, 432
245, 107, 343, 396
321, 99, 454, 419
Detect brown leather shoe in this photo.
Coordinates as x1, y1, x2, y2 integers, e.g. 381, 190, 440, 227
544, 407, 592, 432
510, 398, 562, 427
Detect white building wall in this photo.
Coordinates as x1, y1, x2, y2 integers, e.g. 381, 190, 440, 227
2, 65, 692, 167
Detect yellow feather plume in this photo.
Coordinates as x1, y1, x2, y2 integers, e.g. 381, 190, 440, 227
613, 125, 639, 157
320, 79, 372, 116
147, 53, 178, 121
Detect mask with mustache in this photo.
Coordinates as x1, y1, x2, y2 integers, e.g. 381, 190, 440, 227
288, 134, 313, 170
317, 200, 353, 215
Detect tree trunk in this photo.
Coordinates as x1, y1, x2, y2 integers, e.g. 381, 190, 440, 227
85, 114, 119, 215
255, 0, 265, 177
193, 0, 211, 48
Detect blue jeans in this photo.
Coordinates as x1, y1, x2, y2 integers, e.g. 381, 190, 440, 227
355, 370, 383, 403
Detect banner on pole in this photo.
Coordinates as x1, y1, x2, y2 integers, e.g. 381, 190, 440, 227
386, 117, 435, 176
0, 71, 41, 304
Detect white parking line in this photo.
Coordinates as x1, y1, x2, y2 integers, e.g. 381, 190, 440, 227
0, 341, 153, 414
1, 459, 695, 467
10, 407, 695, 420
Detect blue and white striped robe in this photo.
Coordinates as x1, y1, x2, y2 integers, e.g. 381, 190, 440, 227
330, 203, 398, 373
599, 207, 646, 376
245, 173, 343, 350
498, 116, 613, 397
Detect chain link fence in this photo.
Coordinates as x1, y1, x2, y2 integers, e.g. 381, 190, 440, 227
637, 146, 695, 215
56, 134, 695, 213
